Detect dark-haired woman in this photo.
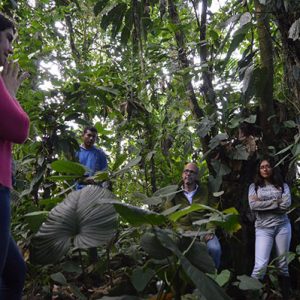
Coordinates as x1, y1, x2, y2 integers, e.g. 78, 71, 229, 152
0, 13, 29, 299
248, 158, 291, 299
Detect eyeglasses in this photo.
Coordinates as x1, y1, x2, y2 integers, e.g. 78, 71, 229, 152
183, 169, 198, 175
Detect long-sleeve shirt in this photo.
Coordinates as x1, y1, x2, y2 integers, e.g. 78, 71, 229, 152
0, 77, 30, 188
248, 183, 291, 228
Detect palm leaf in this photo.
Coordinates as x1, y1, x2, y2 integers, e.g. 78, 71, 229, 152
30, 186, 118, 264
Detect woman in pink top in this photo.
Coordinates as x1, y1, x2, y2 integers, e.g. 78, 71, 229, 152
0, 14, 30, 299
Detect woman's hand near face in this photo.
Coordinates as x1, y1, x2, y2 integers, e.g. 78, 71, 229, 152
1, 61, 29, 98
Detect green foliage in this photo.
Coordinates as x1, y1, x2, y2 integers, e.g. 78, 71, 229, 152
51, 160, 86, 176
1, 0, 299, 297
131, 266, 155, 292
235, 275, 263, 291
23, 211, 49, 233
155, 228, 231, 300
113, 202, 166, 226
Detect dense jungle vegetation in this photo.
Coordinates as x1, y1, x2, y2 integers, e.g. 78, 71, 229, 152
1, 0, 300, 299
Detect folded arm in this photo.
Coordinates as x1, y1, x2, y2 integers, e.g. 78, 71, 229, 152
248, 183, 279, 211
278, 183, 291, 211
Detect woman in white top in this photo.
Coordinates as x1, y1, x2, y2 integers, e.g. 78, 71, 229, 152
248, 158, 291, 299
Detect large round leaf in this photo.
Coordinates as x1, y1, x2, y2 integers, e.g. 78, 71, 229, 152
51, 160, 86, 176
30, 186, 118, 265
140, 230, 173, 259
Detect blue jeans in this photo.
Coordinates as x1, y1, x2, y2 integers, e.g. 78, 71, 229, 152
251, 222, 291, 279
0, 186, 26, 299
206, 235, 222, 269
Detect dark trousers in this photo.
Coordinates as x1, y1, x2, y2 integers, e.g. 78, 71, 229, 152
0, 186, 26, 299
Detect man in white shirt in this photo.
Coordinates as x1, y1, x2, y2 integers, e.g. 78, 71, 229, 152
165, 162, 222, 269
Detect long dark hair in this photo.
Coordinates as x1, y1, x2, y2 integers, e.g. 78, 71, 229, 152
0, 13, 16, 34
254, 158, 284, 191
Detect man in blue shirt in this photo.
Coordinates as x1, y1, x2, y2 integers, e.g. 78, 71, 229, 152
76, 126, 108, 263
76, 126, 108, 189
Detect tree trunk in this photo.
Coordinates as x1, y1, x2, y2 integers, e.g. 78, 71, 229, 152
167, 0, 211, 154
254, 0, 275, 145
192, 0, 218, 118
274, 5, 300, 117
167, 0, 203, 121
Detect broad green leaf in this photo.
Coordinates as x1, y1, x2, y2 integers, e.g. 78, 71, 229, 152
292, 143, 300, 156
113, 203, 166, 226
208, 209, 241, 234
214, 269, 231, 287
231, 144, 249, 160
270, 251, 295, 265
20, 166, 46, 197
213, 191, 224, 197
131, 267, 155, 292
211, 160, 231, 176
283, 120, 296, 128
48, 175, 81, 181
100, 3, 122, 31
143, 196, 162, 206
39, 197, 63, 210
93, 171, 109, 181
236, 275, 263, 290
242, 64, 255, 94
180, 237, 216, 274
30, 186, 118, 264
228, 117, 242, 129
24, 211, 49, 233
24, 211, 49, 217
111, 154, 127, 171
142, 185, 180, 205
197, 116, 216, 138
209, 175, 223, 193
51, 160, 86, 176
94, 122, 114, 135
97, 86, 119, 95
161, 204, 182, 216
50, 272, 67, 285
146, 150, 156, 161
192, 219, 211, 227
223, 24, 250, 66
219, 14, 241, 29
169, 203, 221, 222
129, 192, 148, 202
94, 0, 108, 16
209, 133, 228, 149
155, 229, 231, 300
152, 185, 179, 197
239, 12, 252, 27
111, 3, 127, 38
140, 230, 173, 259
288, 18, 300, 41
244, 115, 257, 123
61, 261, 82, 274
222, 207, 239, 215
